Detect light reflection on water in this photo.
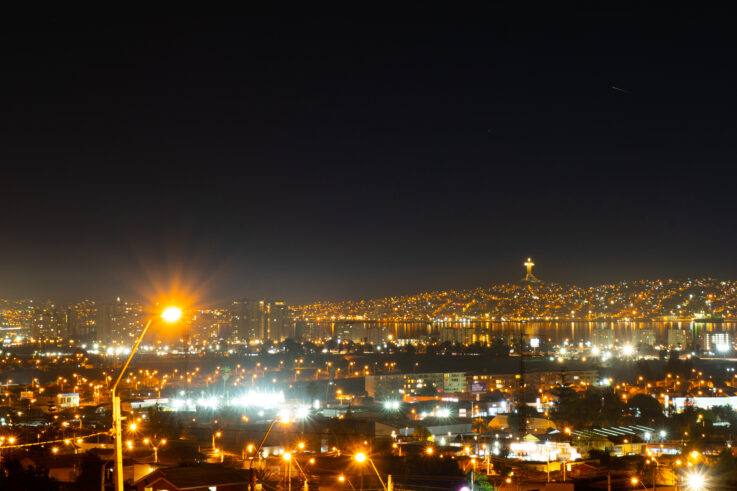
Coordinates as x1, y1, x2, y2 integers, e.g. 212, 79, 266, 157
316, 320, 737, 345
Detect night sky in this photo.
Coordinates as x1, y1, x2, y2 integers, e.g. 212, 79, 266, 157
1, 6, 736, 304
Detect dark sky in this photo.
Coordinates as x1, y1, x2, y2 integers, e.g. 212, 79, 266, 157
1, 5, 736, 304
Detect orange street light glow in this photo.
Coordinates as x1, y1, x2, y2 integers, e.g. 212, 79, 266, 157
161, 306, 183, 323
354, 452, 367, 463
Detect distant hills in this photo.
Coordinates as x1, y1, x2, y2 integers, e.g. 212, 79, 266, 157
294, 278, 734, 322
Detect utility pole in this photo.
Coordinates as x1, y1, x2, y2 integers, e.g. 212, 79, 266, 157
518, 334, 526, 438
653, 463, 657, 491
184, 329, 190, 404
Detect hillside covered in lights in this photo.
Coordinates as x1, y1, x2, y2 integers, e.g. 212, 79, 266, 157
294, 279, 737, 322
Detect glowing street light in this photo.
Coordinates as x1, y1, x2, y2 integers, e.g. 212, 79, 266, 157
112, 306, 183, 491
161, 306, 183, 323
283, 452, 292, 491
212, 431, 222, 450
685, 471, 706, 491
631, 477, 648, 490
143, 437, 167, 463
353, 452, 388, 491
338, 474, 357, 491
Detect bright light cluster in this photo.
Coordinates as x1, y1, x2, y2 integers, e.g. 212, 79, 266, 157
384, 401, 401, 410
685, 471, 706, 491
164, 390, 313, 422
230, 391, 286, 409
168, 390, 286, 412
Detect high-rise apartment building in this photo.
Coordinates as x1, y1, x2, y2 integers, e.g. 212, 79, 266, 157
231, 299, 291, 342
94, 299, 142, 343
295, 322, 332, 342
96, 302, 120, 342
667, 329, 688, 349
439, 326, 474, 345
701, 331, 730, 353
591, 328, 615, 347
635, 328, 657, 347
268, 302, 291, 340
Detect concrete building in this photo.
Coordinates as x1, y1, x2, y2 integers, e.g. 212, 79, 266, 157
701, 331, 730, 353
231, 299, 291, 342
635, 328, 657, 347
469, 369, 598, 394
591, 328, 615, 347
95, 299, 142, 342
667, 329, 688, 349
295, 322, 332, 342
365, 372, 467, 399
439, 326, 474, 344
672, 395, 737, 412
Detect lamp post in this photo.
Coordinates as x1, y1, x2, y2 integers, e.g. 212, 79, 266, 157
339, 474, 357, 491
212, 430, 222, 461
112, 306, 182, 491
354, 452, 390, 491
283, 452, 292, 491
143, 437, 167, 463
632, 477, 648, 490
250, 417, 287, 491
286, 451, 310, 491
648, 453, 663, 491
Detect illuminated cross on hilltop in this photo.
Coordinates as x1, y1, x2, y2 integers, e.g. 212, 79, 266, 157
523, 257, 541, 283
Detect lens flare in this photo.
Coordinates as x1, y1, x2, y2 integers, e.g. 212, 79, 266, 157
161, 306, 183, 323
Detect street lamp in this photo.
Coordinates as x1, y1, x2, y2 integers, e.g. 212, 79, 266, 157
354, 452, 389, 491
339, 474, 357, 491
685, 471, 706, 491
143, 437, 167, 463
250, 417, 289, 491
112, 306, 182, 491
283, 452, 292, 491
631, 477, 648, 490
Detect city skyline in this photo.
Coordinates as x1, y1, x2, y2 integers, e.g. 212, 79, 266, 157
3, 272, 737, 346
2, 6, 737, 490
